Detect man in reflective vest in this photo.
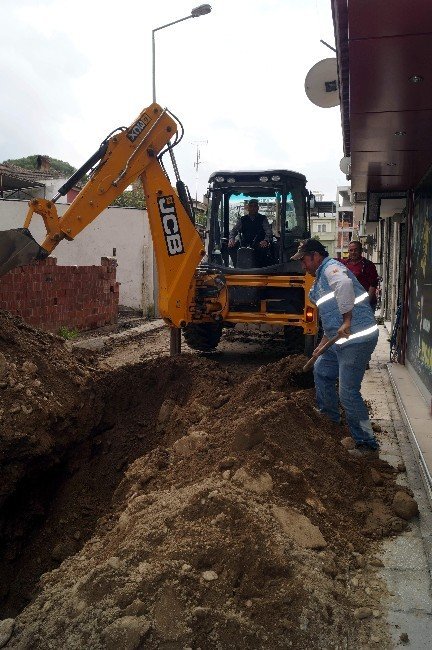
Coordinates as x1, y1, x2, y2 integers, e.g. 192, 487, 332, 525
291, 239, 379, 458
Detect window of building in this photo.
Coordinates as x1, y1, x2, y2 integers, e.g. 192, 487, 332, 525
318, 224, 327, 233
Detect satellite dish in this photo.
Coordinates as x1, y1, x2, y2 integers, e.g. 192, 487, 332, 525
305, 58, 339, 108
339, 156, 351, 174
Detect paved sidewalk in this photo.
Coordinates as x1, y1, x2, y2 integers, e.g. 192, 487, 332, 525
362, 326, 432, 647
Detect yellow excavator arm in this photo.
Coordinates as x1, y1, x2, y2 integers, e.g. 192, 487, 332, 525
0, 104, 219, 327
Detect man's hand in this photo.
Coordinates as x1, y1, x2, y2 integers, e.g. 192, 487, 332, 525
313, 335, 329, 356
337, 322, 351, 338
228, 239, 235, 248
259, 240, 269, 248
337, 311, 352, 339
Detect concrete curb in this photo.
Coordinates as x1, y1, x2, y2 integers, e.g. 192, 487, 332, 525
72, 319, 166, 351
388, 364, 432, 510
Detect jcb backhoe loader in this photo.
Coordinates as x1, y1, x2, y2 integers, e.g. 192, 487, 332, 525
0, 103, 318, 354
186, 169, 317, 353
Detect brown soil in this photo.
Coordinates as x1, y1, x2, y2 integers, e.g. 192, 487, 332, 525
0, 315, 410, 649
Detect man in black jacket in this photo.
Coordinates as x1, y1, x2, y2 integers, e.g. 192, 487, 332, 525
228, 199, 272, 267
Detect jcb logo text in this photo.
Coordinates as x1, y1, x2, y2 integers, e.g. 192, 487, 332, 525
158, 196, 184, 256
126, 114, 151, 142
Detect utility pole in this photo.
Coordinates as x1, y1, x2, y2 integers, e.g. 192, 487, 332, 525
191, 140, 208, 209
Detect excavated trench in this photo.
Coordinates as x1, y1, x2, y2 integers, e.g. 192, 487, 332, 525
0, 357, 211, 617
0, 312, 417, 649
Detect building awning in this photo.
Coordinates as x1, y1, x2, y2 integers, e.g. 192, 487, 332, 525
332, 0, 432, 193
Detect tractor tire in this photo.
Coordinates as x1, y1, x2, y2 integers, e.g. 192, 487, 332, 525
284, 326, 318, 357
182, 322, 223, 352
283, 326, 305, 354
304, 334, 316, 358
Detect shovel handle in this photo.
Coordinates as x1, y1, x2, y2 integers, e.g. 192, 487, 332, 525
302, 334, 341, 372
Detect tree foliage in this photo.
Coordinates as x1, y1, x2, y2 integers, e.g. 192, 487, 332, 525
2, 155, 76, 176
111, 186, 146, 209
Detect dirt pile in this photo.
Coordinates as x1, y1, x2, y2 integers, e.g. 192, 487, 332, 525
0, 310, 102, 502
0, 310, 108, 614
1, 338, 414, 649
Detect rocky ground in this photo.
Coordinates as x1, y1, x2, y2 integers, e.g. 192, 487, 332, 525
0, 313, 419, 649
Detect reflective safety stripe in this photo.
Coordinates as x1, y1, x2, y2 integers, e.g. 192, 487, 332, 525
335, 324, 379, 344
316, 290, 368, 307
354, 292, 369, 304
316, 291, 335, 306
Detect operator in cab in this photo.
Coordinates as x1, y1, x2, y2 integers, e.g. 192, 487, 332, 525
291, 239, 379, 458
228, 199, 272, 267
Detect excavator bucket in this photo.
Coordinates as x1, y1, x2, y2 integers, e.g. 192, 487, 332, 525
0, 228, 48, 277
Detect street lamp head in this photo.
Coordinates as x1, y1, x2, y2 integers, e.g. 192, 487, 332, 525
152, 4, 212, 103
191, 4, 212, 17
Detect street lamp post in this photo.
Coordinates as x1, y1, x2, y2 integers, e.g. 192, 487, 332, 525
151, 4, 211, 355
152, 4, 211, 103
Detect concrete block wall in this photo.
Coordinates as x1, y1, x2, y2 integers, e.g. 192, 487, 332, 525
0, 257, 119, 332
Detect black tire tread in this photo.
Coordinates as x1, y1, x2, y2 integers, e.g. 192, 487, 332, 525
183, 323, 223, 352
283, 325, 305, 353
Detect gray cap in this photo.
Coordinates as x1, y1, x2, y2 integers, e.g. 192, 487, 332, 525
290, 238, 328, 260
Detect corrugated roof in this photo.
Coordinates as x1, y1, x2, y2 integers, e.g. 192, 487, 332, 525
0, 162, 61, 191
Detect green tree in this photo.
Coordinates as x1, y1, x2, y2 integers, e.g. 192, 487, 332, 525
112, 186, 146, 209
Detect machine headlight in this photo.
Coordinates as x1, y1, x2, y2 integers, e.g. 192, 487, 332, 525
259, 176, 269, 182
227, 177, 235, 184
215, 176, 225, 183
271, 175, 281, 181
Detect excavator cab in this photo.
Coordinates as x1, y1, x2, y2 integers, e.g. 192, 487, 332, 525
182, 170, 319, 354
206, 170, 311, 268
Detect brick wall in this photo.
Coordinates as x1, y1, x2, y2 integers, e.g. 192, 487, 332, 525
0, 257, 119, 332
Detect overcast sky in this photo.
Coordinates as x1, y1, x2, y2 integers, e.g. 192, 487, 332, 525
0, 0, 347, 199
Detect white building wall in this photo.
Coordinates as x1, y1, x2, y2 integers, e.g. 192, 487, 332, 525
43, 178, 69, 203
0, 200, 154, 311
310, 216, 337, 257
